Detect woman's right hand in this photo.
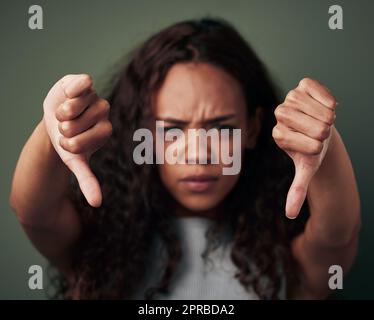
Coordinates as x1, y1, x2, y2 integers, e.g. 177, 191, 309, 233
43, 74, 112, 207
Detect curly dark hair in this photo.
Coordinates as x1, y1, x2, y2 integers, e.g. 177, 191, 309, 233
52, 17, 309, 300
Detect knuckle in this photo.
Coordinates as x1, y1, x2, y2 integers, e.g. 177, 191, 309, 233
272, 125, 283, 141
299, 77, 313, 88
60, 74, 75, 87
328, 96, 337, 109
62, 101, 75, 118
60, 121, 75, 138
62, 74, 75, 81
317, 124, 330, 140
58, 121, 63, 135
80, 74, 93, 87
308, 141, 323, 155
325, 111, 336, 125
274, 106, 283, 119
60, 121, 69, 132
98, 99, 110, 114
103, 121, 113, 136
286, 90, 299, 101
55, 108, 63, 121
321, 124, 330, 140
66, 138, 81, 154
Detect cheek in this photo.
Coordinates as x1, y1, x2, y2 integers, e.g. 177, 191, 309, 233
158, 163, 178, 189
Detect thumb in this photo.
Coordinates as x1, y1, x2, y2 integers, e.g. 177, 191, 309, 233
285, 161, 315, 219
65, 157, 102, 208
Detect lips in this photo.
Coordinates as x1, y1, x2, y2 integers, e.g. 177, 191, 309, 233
179, 174, 219, 192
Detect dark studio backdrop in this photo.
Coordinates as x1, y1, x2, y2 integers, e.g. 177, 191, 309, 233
0, 0, 373, 299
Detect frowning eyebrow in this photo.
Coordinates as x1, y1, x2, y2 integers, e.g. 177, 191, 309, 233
156, 114, 236, 125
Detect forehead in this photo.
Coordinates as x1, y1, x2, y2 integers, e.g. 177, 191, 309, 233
152, 62, 247, 122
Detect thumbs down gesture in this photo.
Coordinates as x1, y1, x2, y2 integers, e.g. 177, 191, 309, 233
43, 74, 112, 208
272, 78, 338, 219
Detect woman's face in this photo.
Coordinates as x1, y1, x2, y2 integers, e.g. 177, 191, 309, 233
152, 62, 261, 214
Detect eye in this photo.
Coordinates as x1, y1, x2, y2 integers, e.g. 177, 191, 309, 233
163, 126, 184, 141
164, 126, 182, 132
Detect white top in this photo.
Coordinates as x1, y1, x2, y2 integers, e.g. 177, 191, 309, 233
136, 216, 285, 299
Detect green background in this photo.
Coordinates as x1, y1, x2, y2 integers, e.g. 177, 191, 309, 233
1, 0, 373, 299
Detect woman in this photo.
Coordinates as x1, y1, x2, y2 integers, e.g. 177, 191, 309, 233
9, 17, 361, 299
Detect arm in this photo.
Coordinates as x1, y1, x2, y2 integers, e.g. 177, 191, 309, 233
9, 118, 81, 277
272, 78, 361, 299
291, 126, 360, 298
9, 74, 112, 280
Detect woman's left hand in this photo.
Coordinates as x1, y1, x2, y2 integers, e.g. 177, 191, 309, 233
272, 77, 338, 219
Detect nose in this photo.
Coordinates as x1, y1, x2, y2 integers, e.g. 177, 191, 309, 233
185, 129, 219, 164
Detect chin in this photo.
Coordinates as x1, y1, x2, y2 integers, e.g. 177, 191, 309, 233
176, 194, 224, 212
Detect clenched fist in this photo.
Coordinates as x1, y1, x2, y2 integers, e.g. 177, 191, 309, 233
273, 78, 338, 219
43, 74, 112, 207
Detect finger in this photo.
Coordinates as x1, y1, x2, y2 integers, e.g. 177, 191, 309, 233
65, 157, 102, 207
298, 78, 337, 110
62, 74, 93, 99
55, 90, 97, 122
273, 124, 323, 155
285, 161, 315, 219
59, 120, 112, 154
285, 92, 336, 125
275, 106, 332, 142
58, 99, 110, 138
